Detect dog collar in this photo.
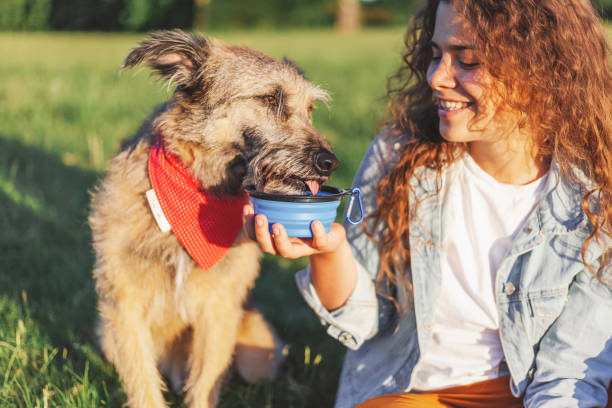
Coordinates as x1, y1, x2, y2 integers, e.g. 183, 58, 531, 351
147, 135, 247, 272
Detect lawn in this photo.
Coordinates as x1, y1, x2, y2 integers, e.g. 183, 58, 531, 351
0, 28, 405, 407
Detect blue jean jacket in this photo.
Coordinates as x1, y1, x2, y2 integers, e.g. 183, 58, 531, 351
296, 132, 612, 408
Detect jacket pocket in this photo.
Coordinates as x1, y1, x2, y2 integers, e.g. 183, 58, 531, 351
526, 291, 567, 342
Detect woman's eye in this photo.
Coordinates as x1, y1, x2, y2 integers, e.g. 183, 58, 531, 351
458, 50, 480, 69
458, 60, 480, 69
262, 95, 278, 106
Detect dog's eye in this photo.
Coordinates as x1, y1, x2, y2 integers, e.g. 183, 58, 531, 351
308, 104, 314, 114
262, 95, 278, 106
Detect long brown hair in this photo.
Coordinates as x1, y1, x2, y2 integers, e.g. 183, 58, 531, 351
370, 0, 612, 298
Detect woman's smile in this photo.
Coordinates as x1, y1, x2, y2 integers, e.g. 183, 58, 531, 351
437, 98, 474, 118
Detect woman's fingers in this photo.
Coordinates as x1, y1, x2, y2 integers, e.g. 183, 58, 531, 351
271, 224, 319, 258
253, 214, 278, 255
310, 221, 329, 248
271, 223, 301, 259
245, 208, 345, 259
311, 221, 346, 252
242, 204, 256, 240
272, 221, 346, 258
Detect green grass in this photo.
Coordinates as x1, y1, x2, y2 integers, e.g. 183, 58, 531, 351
0, 28, 405, 407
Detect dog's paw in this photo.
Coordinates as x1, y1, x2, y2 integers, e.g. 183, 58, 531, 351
234, 309, 285, 383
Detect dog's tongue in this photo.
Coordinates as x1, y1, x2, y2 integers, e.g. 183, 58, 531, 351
305, 180, 320, 196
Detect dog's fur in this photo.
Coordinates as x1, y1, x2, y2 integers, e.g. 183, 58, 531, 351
89, 30, 338, 408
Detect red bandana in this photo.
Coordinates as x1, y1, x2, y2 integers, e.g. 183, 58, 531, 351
147, 136, 247, 271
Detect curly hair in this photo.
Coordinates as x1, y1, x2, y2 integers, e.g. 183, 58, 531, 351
370, 0, 612, 299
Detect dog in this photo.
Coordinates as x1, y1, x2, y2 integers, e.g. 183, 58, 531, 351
89, 30, 339, 408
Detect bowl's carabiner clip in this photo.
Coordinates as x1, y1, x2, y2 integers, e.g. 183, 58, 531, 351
345, 188, 364, 225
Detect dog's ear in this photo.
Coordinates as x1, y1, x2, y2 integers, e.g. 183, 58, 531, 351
122, 30, 209, 89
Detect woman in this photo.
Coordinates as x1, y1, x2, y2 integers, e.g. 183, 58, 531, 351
244, 0, 612, 406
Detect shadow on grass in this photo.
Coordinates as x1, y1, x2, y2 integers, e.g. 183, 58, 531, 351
0, 135, 128, 405
0, 135, 344, 407
0, 136, 99, 342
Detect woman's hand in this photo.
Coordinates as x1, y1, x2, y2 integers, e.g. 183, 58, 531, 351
243, 203, 358, 310
242, 203, 346, 259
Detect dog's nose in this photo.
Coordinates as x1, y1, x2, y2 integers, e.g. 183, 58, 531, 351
314, 150, 339, 176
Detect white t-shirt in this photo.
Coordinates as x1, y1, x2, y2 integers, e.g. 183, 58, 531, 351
410, 153, 548, 391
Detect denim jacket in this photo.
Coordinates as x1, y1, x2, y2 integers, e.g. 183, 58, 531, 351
296, 132, 612, 408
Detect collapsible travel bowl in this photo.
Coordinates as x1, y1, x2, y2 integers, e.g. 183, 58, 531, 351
247, 186, 364, 238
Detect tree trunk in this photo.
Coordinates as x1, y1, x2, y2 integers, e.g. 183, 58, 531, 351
336, 0, 361, 33
193, 0, 210, 31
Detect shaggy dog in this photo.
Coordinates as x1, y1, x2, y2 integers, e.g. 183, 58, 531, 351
89, 30, 338, 408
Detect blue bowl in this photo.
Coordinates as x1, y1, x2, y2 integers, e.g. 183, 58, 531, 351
248, 186, 363, 238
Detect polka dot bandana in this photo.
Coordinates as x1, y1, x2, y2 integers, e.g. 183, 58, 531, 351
147, 135, 248, 272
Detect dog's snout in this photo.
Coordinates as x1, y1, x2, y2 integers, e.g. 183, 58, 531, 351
314, 150, 339, 176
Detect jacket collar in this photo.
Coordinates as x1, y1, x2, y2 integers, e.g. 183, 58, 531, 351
536, 160, 588, 235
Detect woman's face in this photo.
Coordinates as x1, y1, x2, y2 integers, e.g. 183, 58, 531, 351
426, 1, 502, 143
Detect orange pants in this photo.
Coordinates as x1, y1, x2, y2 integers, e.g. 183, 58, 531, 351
357, 377, 612, 408
355, 376, 522, 408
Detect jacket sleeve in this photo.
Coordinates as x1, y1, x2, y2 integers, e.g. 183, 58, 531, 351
523, 265, 612, 407
295, 130, 404, 350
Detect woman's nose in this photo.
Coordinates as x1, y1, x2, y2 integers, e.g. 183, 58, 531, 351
428, 56, 456, 90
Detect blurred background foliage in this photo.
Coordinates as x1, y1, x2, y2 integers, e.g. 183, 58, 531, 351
593, 0, 612, 19
1, 0, 609, 32
3, 0, 417, 31
3, 0, 420, 31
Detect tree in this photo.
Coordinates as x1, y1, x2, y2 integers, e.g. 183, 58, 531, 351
591, 0, 612, 17
335, 0, 361, 32
193, 0, 210, 30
